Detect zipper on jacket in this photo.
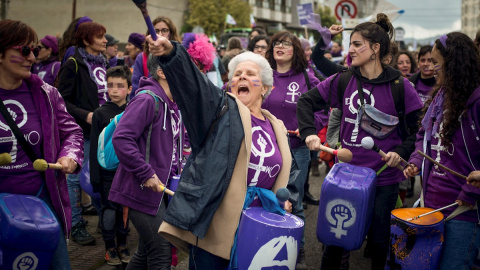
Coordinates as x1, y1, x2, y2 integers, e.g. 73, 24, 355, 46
43, 85, 70, 244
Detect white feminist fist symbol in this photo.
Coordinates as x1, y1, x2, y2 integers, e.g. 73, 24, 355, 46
249, 127, 275, 186
326, 199, 357, 239
286, 82, 300, 103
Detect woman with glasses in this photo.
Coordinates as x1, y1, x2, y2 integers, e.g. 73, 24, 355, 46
31, 35, 61, 86
263, 30, 321, 270
247, 35, 270, 58
131, 16, 181, 95
0, 20, 84, 269
56, 21, 109, 246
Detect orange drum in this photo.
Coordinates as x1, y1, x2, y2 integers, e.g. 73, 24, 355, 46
386, 208, 444, 270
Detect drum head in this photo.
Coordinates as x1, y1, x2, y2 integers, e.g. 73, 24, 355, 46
392, 208, 444, 225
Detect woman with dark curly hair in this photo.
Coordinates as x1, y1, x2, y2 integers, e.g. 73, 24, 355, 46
404, 32, 480, 269
393, 50, 417, 78
263, 30, 321, 269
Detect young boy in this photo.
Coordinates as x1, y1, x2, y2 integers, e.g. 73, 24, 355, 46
89, 65, 132, 266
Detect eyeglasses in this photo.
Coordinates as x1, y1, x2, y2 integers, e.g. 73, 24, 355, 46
155, 28, 170, 35
107, 82, 127, 89
273, 41, 292, 48
9, 45, 40, 57
254, 45, 268, 51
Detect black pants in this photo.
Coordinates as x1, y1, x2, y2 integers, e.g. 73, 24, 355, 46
99, 180, 129, 250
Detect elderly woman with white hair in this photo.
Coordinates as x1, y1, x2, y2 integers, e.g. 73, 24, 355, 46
145, 36, 294, 269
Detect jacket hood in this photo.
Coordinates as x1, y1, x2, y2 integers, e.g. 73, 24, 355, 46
136, 77, 169, 102
351, 65, 402, 85
467, 86, 480, 107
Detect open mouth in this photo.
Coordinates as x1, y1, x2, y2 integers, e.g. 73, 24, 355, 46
276, 51, 285, 56
237, 85, 250, 96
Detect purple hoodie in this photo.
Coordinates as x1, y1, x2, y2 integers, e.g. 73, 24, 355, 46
262, 69, 320, 149
409, 87, 480, 223
109, 77, 182, 215
32, 60, 61, 86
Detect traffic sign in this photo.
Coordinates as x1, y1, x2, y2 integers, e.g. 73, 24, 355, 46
335, 0, 358, 21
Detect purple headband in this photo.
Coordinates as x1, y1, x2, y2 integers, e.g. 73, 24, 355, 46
439, 35, 448, 49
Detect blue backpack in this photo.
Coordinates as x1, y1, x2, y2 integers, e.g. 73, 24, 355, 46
97, 90, 160, 170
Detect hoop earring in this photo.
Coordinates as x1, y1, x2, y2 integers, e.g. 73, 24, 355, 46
370, 53, 377, 60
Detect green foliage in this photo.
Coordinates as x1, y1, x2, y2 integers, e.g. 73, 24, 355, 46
186, 0, 252, 36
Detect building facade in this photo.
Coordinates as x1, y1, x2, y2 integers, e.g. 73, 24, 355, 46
461, 0, 480, 38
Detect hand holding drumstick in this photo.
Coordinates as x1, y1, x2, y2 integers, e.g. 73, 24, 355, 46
467, 171, 480, 188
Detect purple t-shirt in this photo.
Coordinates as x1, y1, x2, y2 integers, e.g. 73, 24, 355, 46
0, 81, 44, 195
90, 62, 108, 106
166, 98, 181, 177
415, 78, 434, 105
317, 75, 423, 185
247, 115, 283, 206
32, 61, 60, 86
262, 69, 320, 149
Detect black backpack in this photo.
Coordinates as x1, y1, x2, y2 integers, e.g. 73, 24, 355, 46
326, 69, 408, 139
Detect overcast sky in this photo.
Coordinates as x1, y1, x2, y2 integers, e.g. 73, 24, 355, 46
386, 0, 461, 39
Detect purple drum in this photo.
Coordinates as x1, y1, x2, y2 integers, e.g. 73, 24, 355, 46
237, 207, 304, 269
0, 193, 60, 269
317, 163, 377, 250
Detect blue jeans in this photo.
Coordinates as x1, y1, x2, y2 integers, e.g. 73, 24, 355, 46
40, 196, 71, 269
67, 138, 101, 225
126, 201, 171, 269
189, 245, 228, 270
291, 146, 311, 249
439, 219, 480, 270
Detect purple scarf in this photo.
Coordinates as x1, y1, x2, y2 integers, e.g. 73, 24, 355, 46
78, 47, 106, 90
421, 87, 445, 141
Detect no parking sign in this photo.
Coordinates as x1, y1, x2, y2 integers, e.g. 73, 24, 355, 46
335, 0, 358, 21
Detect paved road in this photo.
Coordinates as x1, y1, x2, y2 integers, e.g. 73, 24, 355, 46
71, 162, 422, 270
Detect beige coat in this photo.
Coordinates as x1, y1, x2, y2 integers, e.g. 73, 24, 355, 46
159, 94, 292, 260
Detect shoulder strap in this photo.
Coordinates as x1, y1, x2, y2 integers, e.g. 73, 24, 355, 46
0, 98, 38, 163
68, 57, 78, 73
391, 75, 407, 138
336, 69, 354, 107
137, 90, 160, 163
51, 62, 60, 77
302, 69, 312, 90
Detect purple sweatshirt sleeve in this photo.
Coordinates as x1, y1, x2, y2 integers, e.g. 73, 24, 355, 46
131, 52, 144, 95
112, 95, 158, 183
408, 126, 426, 170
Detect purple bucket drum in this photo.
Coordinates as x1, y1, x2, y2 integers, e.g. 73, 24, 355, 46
0, 193, 60, 270
386, 208, 444, 270
317, 163, 377, 250
236, 207, 304, 269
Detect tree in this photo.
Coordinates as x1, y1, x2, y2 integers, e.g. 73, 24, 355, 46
186, 0, 252, 36
312, 5, 342, 43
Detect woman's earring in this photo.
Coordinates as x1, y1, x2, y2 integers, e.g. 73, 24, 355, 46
370, 53, 377, 60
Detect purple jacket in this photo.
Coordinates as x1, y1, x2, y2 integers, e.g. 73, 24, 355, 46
409, 87, 480, 223
109, 77, 182, 215
31, 60, 61, 86
26, 74, 84, 238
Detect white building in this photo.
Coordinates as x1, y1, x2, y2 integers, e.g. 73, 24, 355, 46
461, 0, 480, 39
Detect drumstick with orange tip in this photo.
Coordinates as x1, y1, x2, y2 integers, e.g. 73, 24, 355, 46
406, 202, 458, 221
0, 153, 12, 166
319, 145, 353, 163
361, 136, 405, 171
287, 130, 299, 135
417, 150, 468, 179
33, 159, 63, 171
158, 183, 175, 196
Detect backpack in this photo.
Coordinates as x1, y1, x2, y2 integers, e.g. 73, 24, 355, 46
97, 90, 160, 170
327, 69, 408, 140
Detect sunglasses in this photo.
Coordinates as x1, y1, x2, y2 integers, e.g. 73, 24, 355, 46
9, 45, 40, 57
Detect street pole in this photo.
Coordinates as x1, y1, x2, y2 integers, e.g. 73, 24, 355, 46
1, 0, 8, 20
72, 0, 76, 21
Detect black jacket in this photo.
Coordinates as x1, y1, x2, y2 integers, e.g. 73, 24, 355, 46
89, 101, 126, 193
158, 42, 244, 238
57, 47, 106, 138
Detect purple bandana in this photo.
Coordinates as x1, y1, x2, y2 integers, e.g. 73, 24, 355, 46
421, 87, 445, 141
